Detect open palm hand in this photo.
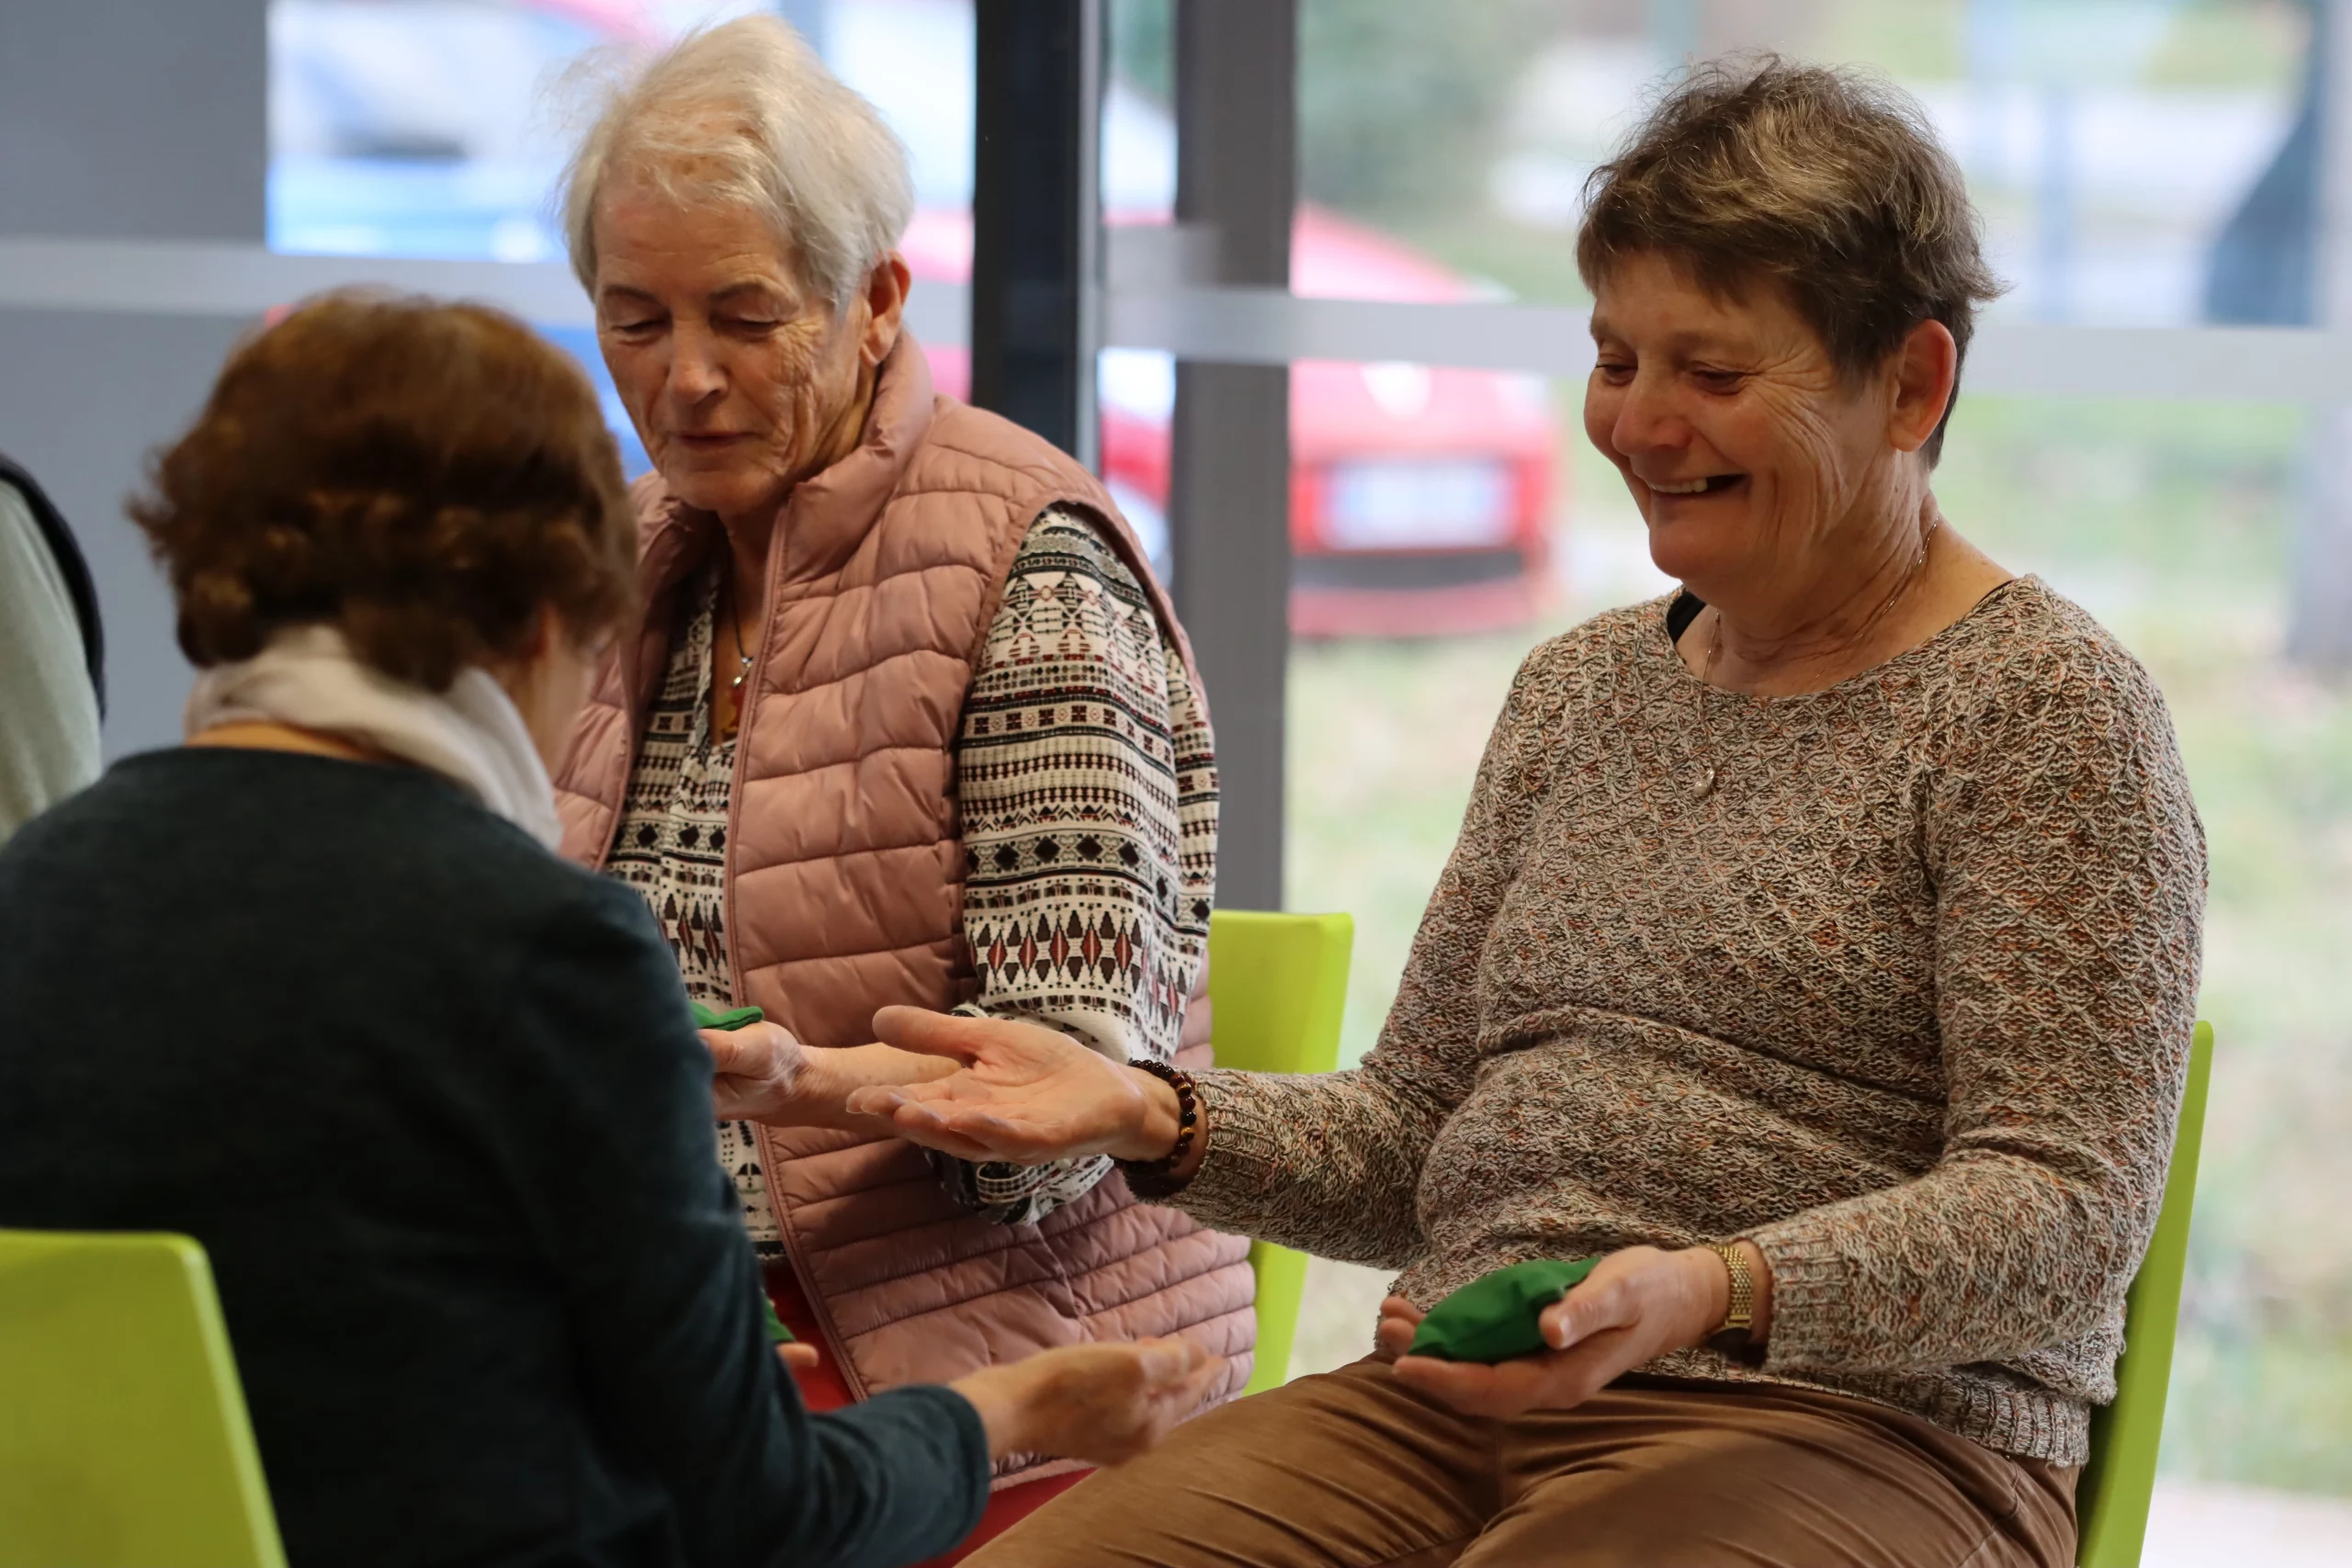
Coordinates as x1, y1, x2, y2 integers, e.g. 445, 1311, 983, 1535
847, 1006, 1161, 1164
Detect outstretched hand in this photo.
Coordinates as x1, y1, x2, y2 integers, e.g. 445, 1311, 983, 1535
700, 1019, 963, 1132
952, 1337, 1225, 1467
844, 1007, 1180, 1166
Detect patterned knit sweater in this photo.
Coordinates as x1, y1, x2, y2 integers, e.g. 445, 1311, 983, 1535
1176, 579, 2205, 1464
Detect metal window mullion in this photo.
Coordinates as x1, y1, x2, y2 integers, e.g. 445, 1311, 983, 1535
1170, 0, 1298, 916
969, 0, 1102, 468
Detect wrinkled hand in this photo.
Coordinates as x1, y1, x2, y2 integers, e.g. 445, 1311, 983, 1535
844, 1007, 1170, 1165
1370, 1295, 1425, 1363
1377, 1247, 1729, 1419
702, 1021, 822, 1123
951, 1337, 1224, 1466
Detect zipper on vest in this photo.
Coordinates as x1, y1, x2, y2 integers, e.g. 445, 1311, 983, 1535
719, 523, 874, 1404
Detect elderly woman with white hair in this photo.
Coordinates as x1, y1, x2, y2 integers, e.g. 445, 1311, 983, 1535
548, 16, 1250, 1555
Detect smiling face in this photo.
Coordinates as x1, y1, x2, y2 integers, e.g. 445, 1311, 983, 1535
1583, 251, 1924, 615
592, 175, 892, 526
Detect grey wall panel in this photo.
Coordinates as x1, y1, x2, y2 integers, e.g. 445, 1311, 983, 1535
0, 307, 254, 758
1170, 359, 1289, 908
0, 0, 268, 243
0, 0, 268, 755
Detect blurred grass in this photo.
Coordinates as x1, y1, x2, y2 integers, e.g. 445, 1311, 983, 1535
1282, 390, 2352, 1493
2143, 0, 2311, 91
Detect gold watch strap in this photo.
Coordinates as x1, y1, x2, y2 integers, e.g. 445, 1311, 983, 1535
1706, 1243, 1756, 1339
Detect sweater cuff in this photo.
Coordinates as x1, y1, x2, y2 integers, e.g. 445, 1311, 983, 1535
907, 1386, 996, 1550
1167, 1067, 1289, 1226
1746, 1218, 1857, 1372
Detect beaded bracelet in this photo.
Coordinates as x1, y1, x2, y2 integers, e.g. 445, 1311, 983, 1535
1117, 1057, 1200, 1199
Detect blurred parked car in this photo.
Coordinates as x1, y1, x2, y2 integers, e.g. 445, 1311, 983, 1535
270, 0, 1560, 635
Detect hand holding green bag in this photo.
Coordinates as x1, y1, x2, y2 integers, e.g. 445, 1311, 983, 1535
689, 1000, 797, 1348
1407, 1257, 1601, 1363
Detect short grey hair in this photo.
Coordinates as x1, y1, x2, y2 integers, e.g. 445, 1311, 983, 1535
559, 15, 913, 311
1577, 57, 2001, 465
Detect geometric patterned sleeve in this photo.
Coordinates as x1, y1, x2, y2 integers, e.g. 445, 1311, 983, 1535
940, 505, 1220, 1225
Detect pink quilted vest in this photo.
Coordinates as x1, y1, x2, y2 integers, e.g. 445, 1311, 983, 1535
552, 334, 1256, 1478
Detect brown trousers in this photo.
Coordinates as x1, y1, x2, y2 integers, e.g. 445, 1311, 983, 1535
965, 1359, 2077, 1568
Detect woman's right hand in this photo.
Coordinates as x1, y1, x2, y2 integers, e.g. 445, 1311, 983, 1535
847, 1007, 1187, 1166
703, 1021, 820, 1123
949, 1338, 1222, 1466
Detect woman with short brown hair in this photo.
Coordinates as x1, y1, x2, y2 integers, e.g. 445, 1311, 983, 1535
0, 291, 1216, 1568
820, 59, 2208, 1568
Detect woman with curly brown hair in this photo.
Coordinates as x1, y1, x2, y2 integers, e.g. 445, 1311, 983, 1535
0, 291, 1216, 1568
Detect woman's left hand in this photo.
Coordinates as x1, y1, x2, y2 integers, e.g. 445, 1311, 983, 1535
1374, 1246, 1747, 1420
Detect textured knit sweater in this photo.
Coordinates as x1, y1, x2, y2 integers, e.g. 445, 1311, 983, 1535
1176, 579, 2206, 1464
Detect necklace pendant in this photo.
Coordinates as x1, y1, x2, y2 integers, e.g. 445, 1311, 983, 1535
729, 671, 748, 694
1693, 764, 1718, 799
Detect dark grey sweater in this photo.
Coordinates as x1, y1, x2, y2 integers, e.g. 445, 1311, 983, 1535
0, 748, 989, 1568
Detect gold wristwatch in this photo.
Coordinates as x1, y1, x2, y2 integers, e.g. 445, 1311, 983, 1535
1704, 1242, 1764, 1362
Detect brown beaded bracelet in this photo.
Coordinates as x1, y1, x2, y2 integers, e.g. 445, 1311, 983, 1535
1117, 1057, 1200, 1199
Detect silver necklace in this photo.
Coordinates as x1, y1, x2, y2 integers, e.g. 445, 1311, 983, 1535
1691, 512, 1942, 801
726, 577, 754, 695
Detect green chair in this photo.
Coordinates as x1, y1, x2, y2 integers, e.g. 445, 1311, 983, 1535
0, 1229, 286, 1568
2075, 1019, 2215, 1568
1205, 908, 1354, 1396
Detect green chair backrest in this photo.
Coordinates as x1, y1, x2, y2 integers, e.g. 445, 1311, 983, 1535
0, 1229, 286, 1568
1205, 909, 1353, 1396
2075, 1020, 2215, 1568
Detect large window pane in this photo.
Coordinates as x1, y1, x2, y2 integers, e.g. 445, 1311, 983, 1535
1275, 7, 2351, 1525
1292, 0, 2311, 327
267, 0, 976, 477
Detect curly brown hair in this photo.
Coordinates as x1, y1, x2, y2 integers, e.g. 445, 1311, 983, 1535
1577, 57, 2004, 465
132, 290, 637, 691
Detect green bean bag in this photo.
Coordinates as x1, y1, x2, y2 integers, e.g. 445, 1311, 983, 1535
1408, 1257, 1600, 1363
691, 999, 765, 1032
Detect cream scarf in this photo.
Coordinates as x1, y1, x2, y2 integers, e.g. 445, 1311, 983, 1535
183, 624, 562, 849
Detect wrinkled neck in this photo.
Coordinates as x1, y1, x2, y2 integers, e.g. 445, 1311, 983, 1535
715, 353, 880, 611
1702, 491, 1946, 694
